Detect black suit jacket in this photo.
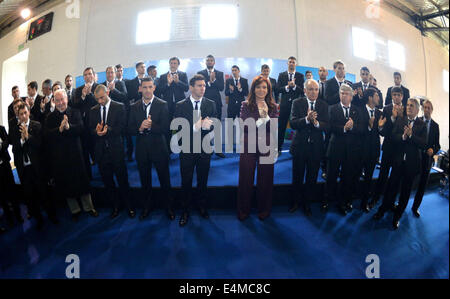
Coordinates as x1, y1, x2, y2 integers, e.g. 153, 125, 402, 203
327, 103, 364, 159
276, 71, 305, 108
0, 125, 11, 164
73, 82, 99, 125
225, 77, 249, 106
128, 97, 170, 161
360, 106, 382, 161
9, 120, 43, 179
289, 98, 329, 158
421, 117, 440, 155
380, 104, 406, 155
351, 82, 378, 107
66, 88, 76, 106
174, 97, 216, 154
8, 102, 15, 122
269, 77, 279, 103
89, 100, 126, 162
125, 77, 143, 106
324, 77, 353, 106
317, 80, 327, 101
385, 85, 410, 107
30, 95, 45, 123
102, 80, 128, 105
198, 69, 225, 109
391, 116, 427, 176
157, 71, 189, 111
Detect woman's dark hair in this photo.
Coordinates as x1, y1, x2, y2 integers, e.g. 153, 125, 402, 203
246, 76, 276, 113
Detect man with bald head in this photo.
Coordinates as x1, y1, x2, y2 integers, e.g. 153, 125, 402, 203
289, 79, 329, 216
90, 85, 135, 219
46, 89, 98, 221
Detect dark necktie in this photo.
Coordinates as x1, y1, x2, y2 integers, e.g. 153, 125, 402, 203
143, 102, 151, 118
235, 79, 239, 87
344, 107, 349, 119
363, 84, 368, 91
102, 106, 106, 124
310, 101, 314, 111
289, 73, 293, 82
194, 101, 200, 111
370, 109, 374, 118
408, 119, 414, 126
320, 82, 324, 96
339, 81, 343, 87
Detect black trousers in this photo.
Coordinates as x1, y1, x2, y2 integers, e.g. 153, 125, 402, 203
360, 156, 378, 206
227, 102, 242, 120
137, 153, 172, 210
325, 152, 360, 207
81, 128, 94, 179
21, 165, 56, 221
98, 150, 132, 211
378, 161, 418, 220
179, 153, 211, 213
0, 162, 21, 221
413, 153, 433, 211
373, 149, 395, 201
292, 144, 321, 206
278, 101, 292, 151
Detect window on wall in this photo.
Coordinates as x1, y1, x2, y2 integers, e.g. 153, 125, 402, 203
388, 40, 405, 71
136, 5, 238, 45
444, 70, 449, 93
352, 27, 376, 61
200, 5, 238, 39
136, 8, 171, 45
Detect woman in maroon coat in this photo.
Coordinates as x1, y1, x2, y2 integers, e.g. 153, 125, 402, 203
237, 76, 278, 221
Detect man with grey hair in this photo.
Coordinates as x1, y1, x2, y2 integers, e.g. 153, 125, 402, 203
102, 66, 128, 104
373, 98, 427, 230
323, 83, 363, 215
289, 79, 329, 216
90, 84, 135, 219
45, 89, 98, 221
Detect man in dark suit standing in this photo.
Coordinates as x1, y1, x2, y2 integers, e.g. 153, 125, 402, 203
23, 81, 43, 122
102, 66, 128, 104
225, 65, 249, 119
125, 62, 148, 161
0, 125, 23, 226
276, 56, 305, 156
359, 88, 384, 212
289, 79, 329, 216
369, 87, 406, 208
261, 64, 279, 103
46, 90, 98, 222
197, 55, 224, 120
317, 66, 328, 101
373, 98, 427, 229
323, 83, 364, 215
73, 67, 99, 179
9, 103, 58, 230
174, 74, 216, 227
352, 67, 376, 108
385, 72, 410, 107
128, 78, 174, 221
412, 100, 440, 217
90, 85, 135, 219
8, 86, 22, 121
370, 75, 384, 109
65, 75, 76, 106
147, 65, 160, 94
198, 55, 226, 158
37, 79, 54, 124
322, 61, 352, 179
157, 57, 189, 120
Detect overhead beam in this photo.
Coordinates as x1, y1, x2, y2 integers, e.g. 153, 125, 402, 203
420, 9, 450, 21
423, 26, 450, 32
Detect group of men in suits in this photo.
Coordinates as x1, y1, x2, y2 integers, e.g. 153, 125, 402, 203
288, 59, 440, 230
0, 56, 441, 232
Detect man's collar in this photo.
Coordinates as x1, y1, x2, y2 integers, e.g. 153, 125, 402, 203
190, 95, 202, 103
143, 95, 154, 104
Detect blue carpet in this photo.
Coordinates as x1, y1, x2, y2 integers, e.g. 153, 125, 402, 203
0, 187, 448, 279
